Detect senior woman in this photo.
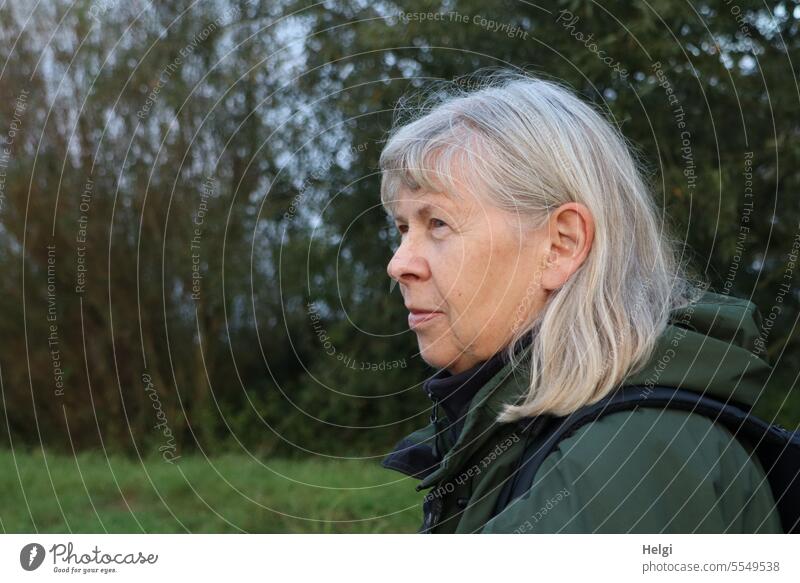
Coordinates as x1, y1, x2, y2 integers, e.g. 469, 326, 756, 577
379, 72, 782, 534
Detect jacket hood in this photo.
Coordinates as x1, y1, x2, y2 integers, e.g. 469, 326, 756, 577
622, 289, 772, 408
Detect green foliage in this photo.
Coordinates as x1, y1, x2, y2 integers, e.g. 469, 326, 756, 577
0, 0, 797, 465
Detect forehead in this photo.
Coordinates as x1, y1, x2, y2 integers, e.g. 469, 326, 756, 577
388, 188, 478, 222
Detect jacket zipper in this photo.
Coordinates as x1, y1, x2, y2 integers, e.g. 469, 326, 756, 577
419, 388, 446, 533
426, 385, 439, 423
426, 386, 442, 458
416, 387, 442, 496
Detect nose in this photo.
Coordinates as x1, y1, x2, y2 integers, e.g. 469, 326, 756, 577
387, 236, 431, 285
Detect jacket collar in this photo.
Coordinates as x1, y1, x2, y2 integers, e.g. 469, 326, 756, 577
381, 343, 533, 489
417, 351, 532, 490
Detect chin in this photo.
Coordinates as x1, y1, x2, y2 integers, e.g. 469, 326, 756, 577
418, 344, 457, 371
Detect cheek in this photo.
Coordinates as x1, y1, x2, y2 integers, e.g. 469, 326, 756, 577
442, 262, 495, 335
466, 239, 529, 321
431, 233, 515, 326
429, 243, 468, 303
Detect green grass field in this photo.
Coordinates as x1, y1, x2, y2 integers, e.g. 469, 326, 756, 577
0, 449, 425, 533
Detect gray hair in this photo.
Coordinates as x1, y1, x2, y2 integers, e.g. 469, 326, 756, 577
379, 70, 706, 420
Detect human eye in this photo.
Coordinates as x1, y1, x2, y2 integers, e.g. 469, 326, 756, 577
430, 218, 448, 230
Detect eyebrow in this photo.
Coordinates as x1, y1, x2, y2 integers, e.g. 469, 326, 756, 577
391, 202, 446, 223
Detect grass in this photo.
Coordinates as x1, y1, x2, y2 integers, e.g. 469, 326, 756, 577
0, 449, 426, 533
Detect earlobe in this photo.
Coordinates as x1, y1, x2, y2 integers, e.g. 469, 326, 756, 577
538, 244, 565, 291
539, 255, 568, 291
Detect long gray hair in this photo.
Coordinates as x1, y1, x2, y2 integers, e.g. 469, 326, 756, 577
379, 70, 706, 420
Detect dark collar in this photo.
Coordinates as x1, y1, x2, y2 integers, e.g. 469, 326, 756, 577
424, 355, 504, 426
424, 333, 533, 426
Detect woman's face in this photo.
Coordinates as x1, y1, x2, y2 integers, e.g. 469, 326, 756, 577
387, 184, 552, 374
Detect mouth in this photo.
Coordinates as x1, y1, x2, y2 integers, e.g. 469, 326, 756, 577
407, 308, 444, 330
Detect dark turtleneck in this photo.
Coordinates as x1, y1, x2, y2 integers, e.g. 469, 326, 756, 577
423, 334, 533, 440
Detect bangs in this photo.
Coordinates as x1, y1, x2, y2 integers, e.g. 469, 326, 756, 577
379, 114, 489, 213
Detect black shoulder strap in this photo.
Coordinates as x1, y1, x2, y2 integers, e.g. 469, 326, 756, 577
491, 384, 800, 533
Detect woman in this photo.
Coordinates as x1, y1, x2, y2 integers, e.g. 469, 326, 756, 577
379, 71, 781, 533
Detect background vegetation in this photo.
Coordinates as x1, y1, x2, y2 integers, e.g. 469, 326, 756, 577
0, 0, 797, 532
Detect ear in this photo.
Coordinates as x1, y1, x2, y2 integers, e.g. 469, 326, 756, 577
539, 202, 595, 291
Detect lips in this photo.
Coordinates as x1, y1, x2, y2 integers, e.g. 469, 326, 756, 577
407, 308, 443, 329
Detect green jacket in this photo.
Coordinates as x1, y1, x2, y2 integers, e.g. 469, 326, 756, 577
382, 290, 783, 533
